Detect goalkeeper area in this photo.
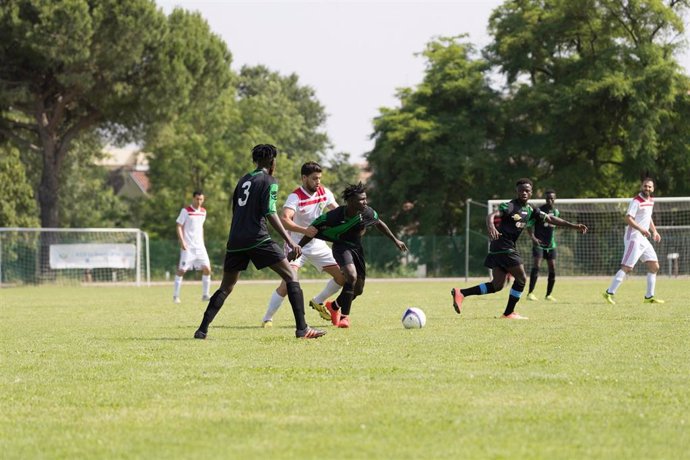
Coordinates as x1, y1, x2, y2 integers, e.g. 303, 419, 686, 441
0, 228, 150, 286
488, 197, 690, 276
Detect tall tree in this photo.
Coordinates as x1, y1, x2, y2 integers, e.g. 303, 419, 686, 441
0, 144, 39, 228
0, 1, 233, 228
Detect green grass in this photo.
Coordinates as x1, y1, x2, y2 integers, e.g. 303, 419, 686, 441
1, 278, 689, 459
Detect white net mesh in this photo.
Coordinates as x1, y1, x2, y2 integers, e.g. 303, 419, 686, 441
0, 228, 150, 286
487, 198, 690, 276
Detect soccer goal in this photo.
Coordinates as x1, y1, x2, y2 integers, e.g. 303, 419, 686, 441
486, 198, 690, 276
0, 228, 150, 286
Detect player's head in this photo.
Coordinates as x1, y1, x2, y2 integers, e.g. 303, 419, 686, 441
192, 190, 205, 208
640, 177, 654, 198
252, 144, 278, 173
301, 161, 323, 194
343, 182, 367, 212
515, 178, 533, 204
544, 189, 556, 206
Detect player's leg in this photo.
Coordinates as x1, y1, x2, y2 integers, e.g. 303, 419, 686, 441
502, 264, 528, 319
173, 250, 188, 303
328, 263, 356, 327
201, 264, 212, 301
262, 279, 288, 326
313, 265, 345, 304
527, 247, 542, 300
605, 239, 640, 303
303, 244, 343, 320
194, 267, 241, 339
336, 252, 365, 328
450, 256, 502, 315
545, 250, 557, 300
642, 245, 664, 303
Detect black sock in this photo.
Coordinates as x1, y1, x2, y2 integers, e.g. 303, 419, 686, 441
336, 282, 355, 316
198, 289, 228, 333
529, 267, 539, 294
503, 279, 526, 316
547, 271, 556, 296
461, 282, 495, 297
286, 281, 307, 331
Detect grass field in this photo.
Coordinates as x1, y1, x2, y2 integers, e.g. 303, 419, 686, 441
1, 277, 689, 459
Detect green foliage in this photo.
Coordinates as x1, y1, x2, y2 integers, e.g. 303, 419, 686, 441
0, 144, 39, 227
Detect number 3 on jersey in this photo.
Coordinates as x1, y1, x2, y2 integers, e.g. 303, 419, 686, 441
238, 181, 251, 206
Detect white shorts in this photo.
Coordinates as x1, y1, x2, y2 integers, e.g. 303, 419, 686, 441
621, 236, 657, 267
178, 247, 211, 271
286, 239, 338, 272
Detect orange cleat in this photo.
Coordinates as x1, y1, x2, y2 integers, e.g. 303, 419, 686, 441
337, 315, 350, 328
451, 288, 464, 314
325, 301, 341, 326
501, 312, 529, 320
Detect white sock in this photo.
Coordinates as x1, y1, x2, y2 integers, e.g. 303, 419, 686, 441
263, 290, 285, 322
173, 275, 183, 298
646, 272, 656, 298
202, 274, 211, 297
607, 270, 626, 294
313, 278, 342, 304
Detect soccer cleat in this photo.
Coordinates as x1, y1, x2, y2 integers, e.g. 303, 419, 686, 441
501, 312, 529, 320
603, 291, 616, 305
261, 320, 273, 328
545, 295, 557, 302
193, 329, 207, 339
173, 297, 181, 304
450, 288, 464, 314
337, 315, 350, 328
309, 299, 331, 321
324, 301, 341, 326
295, 327, 327, 339
643, 296, 665, 304
526, 293, 538, 301
201, 295, 211, 302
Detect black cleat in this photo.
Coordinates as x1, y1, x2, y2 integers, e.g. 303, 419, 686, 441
194, 329, 207, 339
296, 327, 327, 339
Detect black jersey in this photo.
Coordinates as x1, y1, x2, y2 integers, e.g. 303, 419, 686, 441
309, 205, 379, 248
530, 205, 560, 249
226, 169, 279, 251
489, 199, 545, 253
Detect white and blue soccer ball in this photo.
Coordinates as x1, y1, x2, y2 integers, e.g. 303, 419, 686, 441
401, 307, 426, 329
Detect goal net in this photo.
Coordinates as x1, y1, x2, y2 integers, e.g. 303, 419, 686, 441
0, 228, 150, 286
487, 198, 690, 276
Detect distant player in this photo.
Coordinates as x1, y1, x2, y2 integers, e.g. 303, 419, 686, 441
526, 189, 559, 301
193, 144, 326, 340
261, 161, 345, 327
451, 179, 588, 320
289, 182, 407, 328
603, 177, 665, 304
173, 190, 211, 303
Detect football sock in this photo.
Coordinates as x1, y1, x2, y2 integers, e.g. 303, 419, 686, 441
173, 275, 183, 298
646, 272, 657, 298
336, 282, 355, 315
528, 267, 539, 294
263, 290, 285, 322
607, 269, 626, 294
201, 275, 211, 297
313, 278, 341, 304
503, 279, 525, 316
461, 282, 495, 297
546, 270, 556, 296
286, 281, 307, 331
198, 289, 228, 333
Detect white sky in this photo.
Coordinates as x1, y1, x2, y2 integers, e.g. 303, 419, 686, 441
157, 0, 690, 164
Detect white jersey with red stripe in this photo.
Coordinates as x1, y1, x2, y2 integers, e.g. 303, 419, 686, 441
176, 205, 207, 249
283, 185, 337, 244
624, 194, 654, 242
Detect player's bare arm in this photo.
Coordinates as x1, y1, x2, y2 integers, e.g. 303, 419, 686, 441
527, 227, 544, 246
281, 207, 318, 238
486, 210, 501, 240
267, 213, 301, 258
176, 223, 187, 250
650, 219, 661, 242
545, 215, 588, 234
375, 220, 408, 252
625, 214, 650, 238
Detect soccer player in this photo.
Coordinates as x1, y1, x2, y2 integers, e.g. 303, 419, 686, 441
173, 190, 211, 303
451, 179, 588, 320
288, 182, 408, 328
260, 161, 345, 327
603, 177, 665, 305
193, 144, 326, 340
526, 189, 559, 301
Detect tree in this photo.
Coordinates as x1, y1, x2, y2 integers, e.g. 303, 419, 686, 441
0, 1, 233, 228
0, 144, 39, 227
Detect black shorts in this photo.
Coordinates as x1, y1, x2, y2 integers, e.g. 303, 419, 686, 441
224, 240, 285, 272
532, 246, 557, 260
332, 245, 366, 281
484, 251, 523, 270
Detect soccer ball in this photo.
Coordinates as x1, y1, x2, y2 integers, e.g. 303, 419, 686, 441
401, 307, 426, 329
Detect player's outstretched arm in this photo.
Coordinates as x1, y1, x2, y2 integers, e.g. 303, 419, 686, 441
486, 210, 501, 240
267, 213, 301, 259
375, 220, 408, 252
547, 216, 588, 234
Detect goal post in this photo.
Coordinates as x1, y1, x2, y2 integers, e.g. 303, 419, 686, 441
0, 228, 150, 287
486, 197, 690, 276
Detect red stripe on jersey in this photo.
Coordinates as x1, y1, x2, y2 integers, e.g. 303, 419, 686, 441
633, 195, 654, 204
299, 196, 328, 207
293, 185, 326, 203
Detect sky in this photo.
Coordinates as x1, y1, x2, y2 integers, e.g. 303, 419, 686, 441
157, 0, 690, 164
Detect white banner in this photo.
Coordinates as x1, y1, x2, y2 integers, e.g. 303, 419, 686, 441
49, 244, 136, 269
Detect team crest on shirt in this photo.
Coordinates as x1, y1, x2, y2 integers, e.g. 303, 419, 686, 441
511, 214, 522, 221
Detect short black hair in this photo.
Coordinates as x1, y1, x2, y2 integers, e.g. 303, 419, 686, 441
193, 190, 204, 197
544, 189, 556, 196
342, 182, 366, 201
301, 161, 322, 177
516, 178, 533, 188
251, 144, 278, 163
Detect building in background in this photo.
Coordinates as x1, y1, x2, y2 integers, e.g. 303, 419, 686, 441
97, 146, 150, 198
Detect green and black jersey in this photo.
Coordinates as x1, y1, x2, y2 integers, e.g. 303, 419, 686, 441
489, 199, 545, 254
226, 169, 279, 252
310, 205, 379, 248
529, 205, 559, 250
